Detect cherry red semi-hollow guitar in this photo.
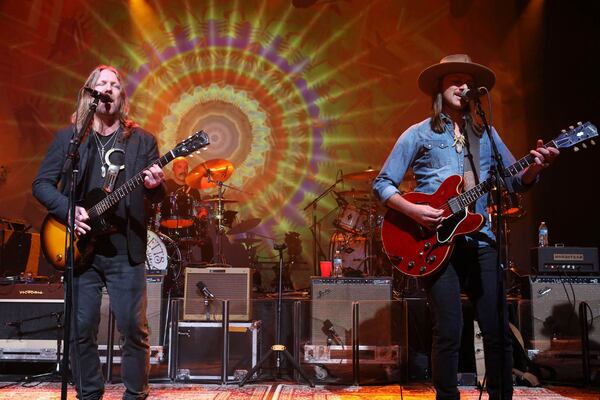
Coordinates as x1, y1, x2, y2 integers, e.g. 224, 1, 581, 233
381, 121, 597, 277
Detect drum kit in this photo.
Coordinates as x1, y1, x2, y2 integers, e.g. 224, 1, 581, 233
309, 167, 389, 277
145, 158, 261, 282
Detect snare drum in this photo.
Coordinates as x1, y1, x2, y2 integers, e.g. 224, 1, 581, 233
160, 193, 195, 229
334, 204, 370, 234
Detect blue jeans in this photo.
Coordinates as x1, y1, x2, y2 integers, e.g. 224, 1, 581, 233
425, 245, 513, 400
70, 254, 149, 400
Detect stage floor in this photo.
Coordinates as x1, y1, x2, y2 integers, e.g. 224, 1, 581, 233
0, 381, 598, 400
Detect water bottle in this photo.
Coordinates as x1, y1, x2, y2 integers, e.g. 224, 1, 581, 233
333, 250, 343, 277
538, 221, 549, 247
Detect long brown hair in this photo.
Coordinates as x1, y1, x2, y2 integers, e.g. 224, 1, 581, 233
71, 65, 137, 137
429, 84, 483, 136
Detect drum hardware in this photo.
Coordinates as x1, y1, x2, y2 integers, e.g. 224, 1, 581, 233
185, 159, 234, 189
227, 217, 262, 235
487, 187, 526, 295
159, 192, 196, 230
201, 197, 239, 204
335, 189, 372, 202
303, 173, 345, 276
342, 167, 380, 181
186, 159, 237, 266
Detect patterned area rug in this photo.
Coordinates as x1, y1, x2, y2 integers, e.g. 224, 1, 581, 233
270, 384, 591, 400
0, 382, 272, 400
0, 382, 597, 399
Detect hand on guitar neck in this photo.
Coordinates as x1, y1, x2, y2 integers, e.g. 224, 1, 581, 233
71, 163, 165, 236
380, 121, 597, 277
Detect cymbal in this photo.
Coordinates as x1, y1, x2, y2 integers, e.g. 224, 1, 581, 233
227, 218, 262, 235
337, 189, 373, 200
337, 189, 369, 196
185, 159, 234, 189
200, 198, 239, 204
233, 238, 262, 246
343, 167, 379, 181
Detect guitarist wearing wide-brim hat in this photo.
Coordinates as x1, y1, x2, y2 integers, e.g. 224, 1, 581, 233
372, 54, 559, 400
32, 65, 167, 400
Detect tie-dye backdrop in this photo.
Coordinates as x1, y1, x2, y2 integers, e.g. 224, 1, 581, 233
1, 1, 598, 282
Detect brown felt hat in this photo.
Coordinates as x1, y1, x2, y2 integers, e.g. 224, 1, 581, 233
418, 54, 496, 96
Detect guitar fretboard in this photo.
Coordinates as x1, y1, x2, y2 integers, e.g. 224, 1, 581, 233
450, 139, 557, 211
87, 151, 175, 219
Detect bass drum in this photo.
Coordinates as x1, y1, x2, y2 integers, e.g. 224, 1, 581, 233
145, 230, 180, 273
329, 232, 368, 275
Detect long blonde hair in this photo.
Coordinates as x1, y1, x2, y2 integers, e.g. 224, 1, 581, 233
71, 65, 137, 137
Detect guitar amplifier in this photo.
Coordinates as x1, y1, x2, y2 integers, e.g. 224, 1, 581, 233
0, 283, 64, 361
523, 276, 600, 351
310, 277, 393, 346
531, 246, 599, 274
183, 267, 251, 321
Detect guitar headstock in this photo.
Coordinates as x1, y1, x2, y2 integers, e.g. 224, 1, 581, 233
552, 121, 597, 151
172, 130, 210, 157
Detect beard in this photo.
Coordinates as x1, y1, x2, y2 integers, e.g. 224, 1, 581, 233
97, 101, 119, 116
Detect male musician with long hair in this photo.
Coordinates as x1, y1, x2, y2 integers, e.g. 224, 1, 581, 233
32, 65, 166, 400
373, 55, 559, 400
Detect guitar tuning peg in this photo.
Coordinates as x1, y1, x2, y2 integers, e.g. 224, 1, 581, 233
569, 125, 574, 130
573, 146, 579, 152
561, 129, 567, 133
591, 139, 596, 146
582, 143, 588, 149
577, 121, 582, 126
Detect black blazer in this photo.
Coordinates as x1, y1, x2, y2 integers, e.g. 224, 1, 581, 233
32, 124, 166, 265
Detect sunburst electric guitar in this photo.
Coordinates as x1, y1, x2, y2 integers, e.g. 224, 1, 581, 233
41, 131, 210, 270
381, 121, 597, 277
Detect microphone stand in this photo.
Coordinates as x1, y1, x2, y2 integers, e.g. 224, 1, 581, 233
239, 242, 314, 387
60, 96, 101, 400
303, 178, 343, 276
473, 97, 509, 400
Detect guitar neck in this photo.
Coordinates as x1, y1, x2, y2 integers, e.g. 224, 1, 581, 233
87, 150, 175, 219
453, 139, 557, 210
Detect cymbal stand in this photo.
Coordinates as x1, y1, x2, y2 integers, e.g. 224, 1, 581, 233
362, 186, 378, 276
303, 178, 343, 276
207, 171, 230, 266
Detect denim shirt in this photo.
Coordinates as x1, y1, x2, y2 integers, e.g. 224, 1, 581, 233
372, 116, 531, 246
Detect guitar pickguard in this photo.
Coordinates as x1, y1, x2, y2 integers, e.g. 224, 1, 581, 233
436, 208, 467, 244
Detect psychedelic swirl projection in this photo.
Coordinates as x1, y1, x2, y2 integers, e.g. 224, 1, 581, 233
127, 20, 332, 259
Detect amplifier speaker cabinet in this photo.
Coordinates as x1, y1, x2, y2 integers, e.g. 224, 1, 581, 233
183, 267, 251, 321
0, 283, 63, 361
310, 277, 392, 346
97, 275, 165, 364
0, 229, 40, 277
170, 320, 260, 382
523, 276, 600, 352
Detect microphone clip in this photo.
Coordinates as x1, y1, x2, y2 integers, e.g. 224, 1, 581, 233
83, 87, 113, 103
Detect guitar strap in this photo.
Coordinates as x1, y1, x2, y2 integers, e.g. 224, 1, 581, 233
463, 124, 481, 193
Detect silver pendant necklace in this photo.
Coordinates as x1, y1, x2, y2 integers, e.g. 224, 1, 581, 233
93, 130, 119, 177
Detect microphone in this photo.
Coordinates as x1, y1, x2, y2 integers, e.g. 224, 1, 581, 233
83, 87, 113, 103
458, 87, 486, 101
196, 281, 215, 299
322, 319, 343, 345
